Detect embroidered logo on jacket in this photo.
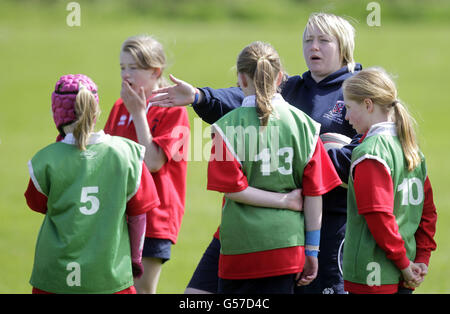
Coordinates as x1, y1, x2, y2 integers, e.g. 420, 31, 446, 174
332, 101, 345, 114
323, 100, 345, 124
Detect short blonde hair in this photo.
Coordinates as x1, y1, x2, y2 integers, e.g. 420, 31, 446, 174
121, 34, 169, 88
304, 13, 356, 73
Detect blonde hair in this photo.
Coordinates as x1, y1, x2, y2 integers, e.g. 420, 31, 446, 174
73, 85, 100, 151
237, 41, 283, 126
121, 34, 169, 88
304, 13, 356, 73
343, 67, 421, 171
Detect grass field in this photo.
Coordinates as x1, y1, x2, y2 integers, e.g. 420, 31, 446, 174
0, 1, 449, 294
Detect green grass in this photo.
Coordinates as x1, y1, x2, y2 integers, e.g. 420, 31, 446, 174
1, 1, 449, 294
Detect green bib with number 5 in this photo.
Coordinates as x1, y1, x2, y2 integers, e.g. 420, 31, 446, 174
344, 122, 427, 286
212, 94, 320, 255
28, 131, 144, 293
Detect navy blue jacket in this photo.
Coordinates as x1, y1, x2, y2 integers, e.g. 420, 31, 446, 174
193, 64, 363, 214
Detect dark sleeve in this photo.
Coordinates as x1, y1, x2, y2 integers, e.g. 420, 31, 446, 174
326, 134, 362, 183
192, 87, 244, 124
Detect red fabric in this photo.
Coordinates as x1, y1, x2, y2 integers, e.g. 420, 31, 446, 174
207, 135, 340, 279
32, 285, 137, 294
126, 163, 160, 216
353, 158, 395, 215
414, 177, 437, 265
207, 133, 248, 193
104, 98, 189, 243
302, 138, 342, 196
344, 280, 399, 294
219, 246, 304, 280
24, 179, 47, 214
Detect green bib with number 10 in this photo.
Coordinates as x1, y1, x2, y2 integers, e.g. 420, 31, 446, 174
212, 94, 320, 255
344, 122, 427, 286
28, 133, 144, 293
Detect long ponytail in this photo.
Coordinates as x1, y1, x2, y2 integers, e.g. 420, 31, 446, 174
237, 41, 283, 126
73, 85, 100, 151
392, 101, 421, 171
254, 56, 277, 126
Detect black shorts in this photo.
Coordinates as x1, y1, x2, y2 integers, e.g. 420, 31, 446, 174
186, 237, 220, 293
218, 274, 296, 294
142, 237, 172, 264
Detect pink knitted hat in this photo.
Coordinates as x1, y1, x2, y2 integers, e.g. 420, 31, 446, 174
51, 74, 98, 136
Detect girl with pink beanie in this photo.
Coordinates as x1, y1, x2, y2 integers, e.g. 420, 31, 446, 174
25, 74, 160, 294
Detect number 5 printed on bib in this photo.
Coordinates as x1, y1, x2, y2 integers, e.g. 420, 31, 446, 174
79, 186, 100, 215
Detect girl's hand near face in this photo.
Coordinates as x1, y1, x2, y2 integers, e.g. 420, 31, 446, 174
121, 80, 147, 117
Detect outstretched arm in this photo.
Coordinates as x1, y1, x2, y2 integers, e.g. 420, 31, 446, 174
150, 74, 202, 107
151, 75, 244, 124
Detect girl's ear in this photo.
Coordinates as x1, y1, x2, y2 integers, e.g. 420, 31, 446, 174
276, 71, 283, 87
238, 73, 248, 88
152, 67, 162, 78
364, 98, 374, 113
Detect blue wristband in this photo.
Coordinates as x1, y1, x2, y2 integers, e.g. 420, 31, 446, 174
305, 249, 319, 257
192, 89, 200, 106
305, 230, 321, 247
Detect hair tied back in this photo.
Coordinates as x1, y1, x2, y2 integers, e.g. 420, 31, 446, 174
78, 82, 87, 92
